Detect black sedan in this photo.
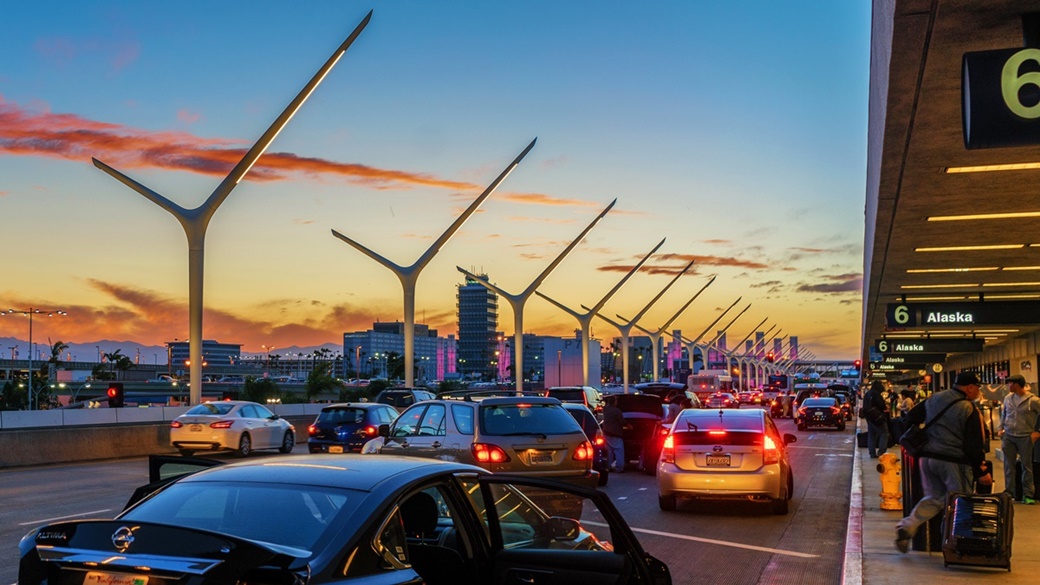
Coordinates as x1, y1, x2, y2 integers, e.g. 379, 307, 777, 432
794, 397, 847, 431
18, 455, 671, 585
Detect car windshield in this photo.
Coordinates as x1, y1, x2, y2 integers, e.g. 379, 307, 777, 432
480, 403, 582, 436
122, 481, 358, 553
317, 408, 365, 424
185, 402, 236, 416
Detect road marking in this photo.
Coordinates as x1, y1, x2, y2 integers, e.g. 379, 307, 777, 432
584, 521, 819, 558
19, 509, 112, 526
789, 445, 851, 451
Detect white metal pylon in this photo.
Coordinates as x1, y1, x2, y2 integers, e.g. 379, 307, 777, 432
458, 199, 616, 395
331, 139, 536, 388
92, 12, 372, 404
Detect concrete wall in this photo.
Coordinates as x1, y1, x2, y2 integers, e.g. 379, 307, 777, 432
0, 405, 323, 469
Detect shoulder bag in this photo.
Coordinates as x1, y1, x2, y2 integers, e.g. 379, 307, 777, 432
899, 397, 966, 457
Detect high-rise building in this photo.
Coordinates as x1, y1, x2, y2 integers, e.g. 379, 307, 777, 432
343, 322, 444, 383
457, 274, 498, 380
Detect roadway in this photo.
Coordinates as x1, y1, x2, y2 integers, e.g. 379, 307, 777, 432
0, 415, 853, 585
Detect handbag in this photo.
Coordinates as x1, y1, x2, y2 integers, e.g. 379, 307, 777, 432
899, 397, 966, 457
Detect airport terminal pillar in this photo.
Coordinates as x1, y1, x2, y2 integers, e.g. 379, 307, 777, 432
900, 449, 942, 551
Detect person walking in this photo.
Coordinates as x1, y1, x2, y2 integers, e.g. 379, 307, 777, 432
863, 381, 891, 459
895, 372, 993, 553
781, 391, 793, 418
998, 374, 1040, 504
601, 394, 625, 473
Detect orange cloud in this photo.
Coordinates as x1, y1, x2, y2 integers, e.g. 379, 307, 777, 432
655, 252, 769, 270
0, 98, 591, 208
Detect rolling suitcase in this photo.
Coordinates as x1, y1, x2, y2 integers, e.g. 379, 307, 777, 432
856, 430, 868, 448
941, 491, 1013, 571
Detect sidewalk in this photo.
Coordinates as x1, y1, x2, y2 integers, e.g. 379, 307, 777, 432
845, 418, 1040, 584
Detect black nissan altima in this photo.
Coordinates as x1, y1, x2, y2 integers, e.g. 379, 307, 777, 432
18, 454, 671, 585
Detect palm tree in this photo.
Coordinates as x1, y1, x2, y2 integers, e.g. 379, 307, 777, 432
104, 349, 136, 381
48, 340, 69, 363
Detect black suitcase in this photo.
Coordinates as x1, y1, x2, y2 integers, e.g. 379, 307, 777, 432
856, 430, 868, 448
941, 491, 1013, 571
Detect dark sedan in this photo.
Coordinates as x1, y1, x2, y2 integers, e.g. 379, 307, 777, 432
19, 455, 672, 585
795, 397, 846, 431
308, 402, 400, 454
562, 402, 612, 486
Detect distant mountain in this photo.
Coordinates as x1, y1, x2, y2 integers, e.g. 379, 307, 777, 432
0, 337, 343, 364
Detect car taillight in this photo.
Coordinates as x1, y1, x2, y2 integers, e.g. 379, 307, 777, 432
708, 430, 727, 437
308, 424, 318, 436
830, 407, 842, 416
472, 443, 511, 463
796, 407, 807, 417
210, 420, 234, 429
662, 435, 675, 463
594, 430, 606, 446
573, 441, 593, 461
763, 434, 780, 464
361, 425, 378, 437
170, 420, 183, 428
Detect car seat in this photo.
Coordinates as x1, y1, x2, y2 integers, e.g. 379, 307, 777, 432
399, 492, 474, 585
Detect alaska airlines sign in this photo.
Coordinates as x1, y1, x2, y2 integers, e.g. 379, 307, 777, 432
875, 338, 984, 354
963, 47, 1040, 149
886, 301, 1040, 328
875, 353, 946, 365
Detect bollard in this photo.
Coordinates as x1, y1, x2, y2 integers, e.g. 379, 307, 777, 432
877, 452, 902, 510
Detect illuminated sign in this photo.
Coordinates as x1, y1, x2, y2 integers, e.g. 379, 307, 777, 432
886, 301, 1040, 328
875, 338, 984, 354
963, 47, 1040, 149
877, 353, 946, 365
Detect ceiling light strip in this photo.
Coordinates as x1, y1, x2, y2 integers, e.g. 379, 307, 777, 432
915, 244, 1026, 252
944, 162, 1040, 174
927, 211, 1040, 221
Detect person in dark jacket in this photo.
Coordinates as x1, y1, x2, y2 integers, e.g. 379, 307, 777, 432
863, 381, 890, 459
895, 372, 993, 553
601, 395, 625, 472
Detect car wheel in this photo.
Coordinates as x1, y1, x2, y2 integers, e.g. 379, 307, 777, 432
178, 448, 194, 457
797, 423, 806, 431
279, 430, 295, 453
235, 433, 252, 457
837, 422, 846, 432
658, 494, 677, 511
598, 470, 609, 486
771, 496, 789, 515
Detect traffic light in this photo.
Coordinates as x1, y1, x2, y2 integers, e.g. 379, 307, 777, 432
854, 359, 862, 370
766, 352, 774, 363
107, 383, 125, 408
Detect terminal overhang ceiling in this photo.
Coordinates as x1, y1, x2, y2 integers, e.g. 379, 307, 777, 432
864, 0, 1040, 367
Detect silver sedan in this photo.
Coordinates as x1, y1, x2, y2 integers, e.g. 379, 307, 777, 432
169, 400, 295, 457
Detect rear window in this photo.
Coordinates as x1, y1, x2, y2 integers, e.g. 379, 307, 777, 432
673, 414, 764, 434
317, 408, 365, 424
547, 389, 584, 402
565, 408, 599, 439
803, 398, 836, 407
186, 402, 235, 416
480, 403, 583, 436
671, 430, 764, 446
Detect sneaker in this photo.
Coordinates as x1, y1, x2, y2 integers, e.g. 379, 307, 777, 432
895, 529, 911, 553
1022, 497, 1036, 505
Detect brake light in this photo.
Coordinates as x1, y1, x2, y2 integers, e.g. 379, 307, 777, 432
594, 430, 606, 446
796, 407, 807, 417
708, 430, 727, 437
210, 420, 234, 429
662, 435, 675, 463
308, 424, 318, 436
830, 407, 842, 416
573, 441, 593, 461
659, 426, 670, 437
763, 434, 780, 464
170, 420, 183, 428
472, 443, 511, 463
363, 425, 378, 437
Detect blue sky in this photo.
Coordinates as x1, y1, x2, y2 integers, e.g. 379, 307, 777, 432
0, 1, 870, 359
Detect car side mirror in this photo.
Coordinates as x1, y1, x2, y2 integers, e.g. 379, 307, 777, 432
378, 424, 390, 438
783, 433, 797, 445
548, 516, 581, 541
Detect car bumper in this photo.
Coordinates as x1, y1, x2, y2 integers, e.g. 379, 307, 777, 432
307, 440, 365, 454
797, 417, 843, 427
657, 462, 783, 499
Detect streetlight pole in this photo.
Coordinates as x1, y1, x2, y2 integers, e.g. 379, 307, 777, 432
1, 308, 67, 410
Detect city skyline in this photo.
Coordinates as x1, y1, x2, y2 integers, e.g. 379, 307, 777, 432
0, 2, 869, 360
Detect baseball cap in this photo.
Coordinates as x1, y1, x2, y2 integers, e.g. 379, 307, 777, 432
1007, 374, 1027, 387
954, 372, 980, 386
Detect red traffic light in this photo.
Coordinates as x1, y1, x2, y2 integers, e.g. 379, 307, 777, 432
854, 359, 862, 369
106, 383, 125, 408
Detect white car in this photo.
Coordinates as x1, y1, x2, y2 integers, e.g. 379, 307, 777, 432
170, 400, 295, 457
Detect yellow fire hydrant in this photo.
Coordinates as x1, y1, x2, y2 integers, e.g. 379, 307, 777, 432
876, 452, 902, 511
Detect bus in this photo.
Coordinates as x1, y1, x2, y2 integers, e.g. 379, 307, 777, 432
687, 369, 734, 404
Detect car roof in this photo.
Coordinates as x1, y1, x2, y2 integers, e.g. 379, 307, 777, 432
560, 402, 595, 414
174, 454, 485, 492
677, 408, 766, 428
320, 402, 389, 411
478, 396, 561, 406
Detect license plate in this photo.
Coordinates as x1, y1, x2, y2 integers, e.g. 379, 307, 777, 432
189, 424, 203, 432
329, 445, 344, 454
530, 451, 553, 465
706, 454, 730, 467
84, 572, 149, 585
813, 413, 824, 419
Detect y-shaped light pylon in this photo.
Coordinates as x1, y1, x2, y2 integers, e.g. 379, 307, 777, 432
331, 139, 536, 387
617, 274, 716, 383
535, 238, 665, 387
458, 199, 616, 395
584, 260, 695, 393
716, 318, 769, 387
92, 12, 372, 404
680, 302, 751, 371
679, 297, 741, 371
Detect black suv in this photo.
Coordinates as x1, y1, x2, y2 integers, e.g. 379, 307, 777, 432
307, 402, 400, 453
374, 387, 436, 411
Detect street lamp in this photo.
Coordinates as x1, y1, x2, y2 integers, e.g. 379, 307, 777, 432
261, 344, 273, 370
1, 308, 67, 410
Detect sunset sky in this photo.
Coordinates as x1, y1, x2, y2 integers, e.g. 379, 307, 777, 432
0, 2, 870, 360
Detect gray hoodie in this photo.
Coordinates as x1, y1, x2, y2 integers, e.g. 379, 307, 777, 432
1000, 390, 1040, 438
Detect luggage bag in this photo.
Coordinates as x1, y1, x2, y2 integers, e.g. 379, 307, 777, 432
941, 491, 1013, 571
